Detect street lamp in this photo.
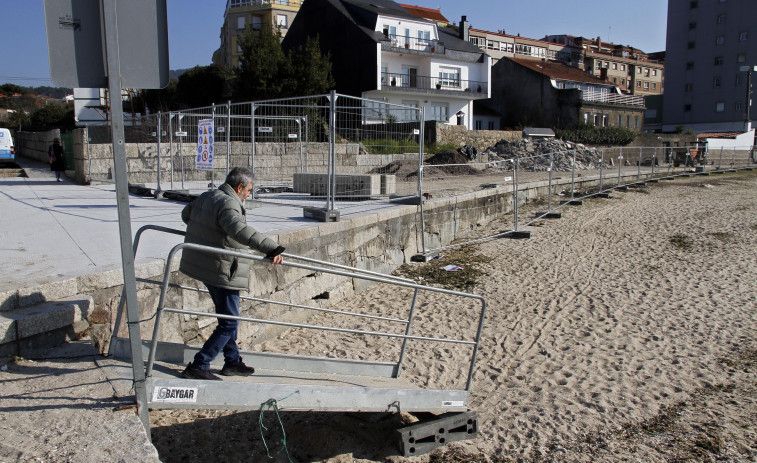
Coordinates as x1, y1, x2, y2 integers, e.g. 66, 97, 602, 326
739, 65, 756, 127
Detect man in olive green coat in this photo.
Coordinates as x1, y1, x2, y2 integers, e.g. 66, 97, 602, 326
180, 167, 284, 380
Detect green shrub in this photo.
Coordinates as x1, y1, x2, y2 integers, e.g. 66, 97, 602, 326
555, 123, 636, 145
362, 138, 419, 154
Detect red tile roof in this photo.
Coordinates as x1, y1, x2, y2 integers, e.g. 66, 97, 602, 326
696, 132, 744, 139
398, 4, 448, 23
509, 57, 614, 86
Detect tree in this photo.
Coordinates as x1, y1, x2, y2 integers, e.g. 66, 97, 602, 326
31, 104, 74, 128
7, 111, 31, 128
142, 78, 179, 113
236, 23, 288, 101
176, 65, 235, 108
287, 35, 335, 97
236, 23, 334, 101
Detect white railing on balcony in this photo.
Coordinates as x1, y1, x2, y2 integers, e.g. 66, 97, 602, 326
385, 34, 446, 54
381, 72, 488, 95
582, 90, 645, 107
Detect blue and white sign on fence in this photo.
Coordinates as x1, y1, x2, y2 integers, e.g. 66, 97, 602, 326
196, 118, 214, 171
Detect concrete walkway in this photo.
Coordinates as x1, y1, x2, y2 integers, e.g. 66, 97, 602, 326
0, 157, 402, 293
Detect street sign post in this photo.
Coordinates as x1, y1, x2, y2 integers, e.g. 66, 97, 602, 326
43, 0, 169, 441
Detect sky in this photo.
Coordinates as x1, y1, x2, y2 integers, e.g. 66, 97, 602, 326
0, 0, 668, 89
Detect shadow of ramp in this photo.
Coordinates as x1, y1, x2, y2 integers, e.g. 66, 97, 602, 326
150, 410, 406, 462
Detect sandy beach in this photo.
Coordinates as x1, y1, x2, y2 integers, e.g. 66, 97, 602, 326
151, 172, 757, 462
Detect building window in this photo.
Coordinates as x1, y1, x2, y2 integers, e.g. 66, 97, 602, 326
717, 14, 726, 24
637, 67, 642, 74
644, 82, 650, 90
690, 0, 698, 7
716, 36, 725, 45
487, 40, 499, 50
716, 102, 725, 112
688, 41, 696, 49
470, 36, 485, 47
621, 64, 626, 71
596, 61, 602, 70
684, 104, 692, 112
689, 21, 697, 30
713, 77, 722, 87
634, 116, 639, 128
652, 70, 657, 76
237, 16, 245, 30
584, 113, 590, 124
612, 63, 617, 70
736, 101, 743, 111
685, 83, 693, 92
488, 121, 495, 130
613, 77, 618, 83
714, 56, 723, 65
737, 54, 747, 63
438, 67, 461, 88
645, 69, 650, 77
276, 15, 288, 28
602, 114, 609, 127
626, 115, 631, 127
739, 31, 749, 41
593, 113, 600, 126
735, 74, 742, 86
686, 62, 695, 70
618, 115, 622, 126
652, 83, 657, 90
621, 78, 626, 85
637, 81, 642, 88
429, 103, 449, 122
475, 120, 482, 130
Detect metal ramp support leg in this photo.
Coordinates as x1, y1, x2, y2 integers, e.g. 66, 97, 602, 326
397, 411, 478, 456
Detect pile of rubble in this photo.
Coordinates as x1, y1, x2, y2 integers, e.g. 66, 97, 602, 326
482, 138, 605, 171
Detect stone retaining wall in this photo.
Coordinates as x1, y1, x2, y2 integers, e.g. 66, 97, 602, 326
433, 123, 521, 152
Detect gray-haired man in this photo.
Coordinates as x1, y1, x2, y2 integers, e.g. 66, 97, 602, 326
179, 167, 284, 380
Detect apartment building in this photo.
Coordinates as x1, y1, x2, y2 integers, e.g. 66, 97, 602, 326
662, 0, 756, 134
282, 0, 491, 129
468, 29, 581, 67
544, 35, 664, 96
490, 57, 646, 131
212, 0, 303, 69
462, 26, 664, 97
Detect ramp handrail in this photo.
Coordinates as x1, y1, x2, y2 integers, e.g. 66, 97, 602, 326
144, 239, 487, 391
109, 225, 419, 355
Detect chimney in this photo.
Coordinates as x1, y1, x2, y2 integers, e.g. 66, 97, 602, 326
460, 15, 469, 41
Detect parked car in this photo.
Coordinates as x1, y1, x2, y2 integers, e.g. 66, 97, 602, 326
0, 128, 15, 165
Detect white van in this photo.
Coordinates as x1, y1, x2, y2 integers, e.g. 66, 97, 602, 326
0, 128, 14, 165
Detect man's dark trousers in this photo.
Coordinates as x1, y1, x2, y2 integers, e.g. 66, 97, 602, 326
192, 284, 242, 370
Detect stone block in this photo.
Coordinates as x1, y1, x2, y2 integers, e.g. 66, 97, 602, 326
16, 278, 80, 308
0, 290, 18, 313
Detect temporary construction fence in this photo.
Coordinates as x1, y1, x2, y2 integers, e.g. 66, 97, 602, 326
415, 144, 757, 255
86, 92, 425, 216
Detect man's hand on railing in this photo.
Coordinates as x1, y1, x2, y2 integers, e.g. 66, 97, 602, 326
266, 245, 286, 265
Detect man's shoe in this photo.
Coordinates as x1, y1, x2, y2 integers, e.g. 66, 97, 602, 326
220, 359, 255, 377
181, 363, 220, 380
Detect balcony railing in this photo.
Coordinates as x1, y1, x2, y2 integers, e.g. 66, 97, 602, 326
381, 72, 488, 95
582, 90, 645, 107
384, 34, 446, 54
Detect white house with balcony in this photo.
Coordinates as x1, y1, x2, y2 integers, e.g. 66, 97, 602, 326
282, 0, 491, 129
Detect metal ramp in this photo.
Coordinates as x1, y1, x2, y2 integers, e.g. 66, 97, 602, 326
109, 340, 471, 414
109, 225, 486, 456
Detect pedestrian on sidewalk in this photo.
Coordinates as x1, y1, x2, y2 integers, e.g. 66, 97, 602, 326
179, 166, 285, 381
48, 138, 65, 182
